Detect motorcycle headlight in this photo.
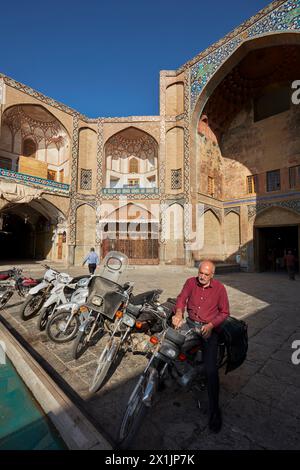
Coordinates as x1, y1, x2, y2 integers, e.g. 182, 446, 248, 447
77, 277, 90, 287
159, 343, 179, 359
121, 313, 135, 327
71, 293, 87, 303
91, 295, 103, 307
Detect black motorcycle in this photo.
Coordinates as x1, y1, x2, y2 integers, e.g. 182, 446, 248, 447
88, 292, 175, 393
118, 316, 248, 449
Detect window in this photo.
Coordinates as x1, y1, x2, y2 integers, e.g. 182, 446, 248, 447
208, 176, 215, 196
129, 158, 139, 173
266, 170, 281, 192
109, 177, 119, 188
0, 157, 12, 170
127, 179, 139, 187
80, 169, 92, 190
23, 138, 37, 158
47, 170, 57, 181
171, 169, 182, 190
247, 175, 258, 194
289, 165, 300, 189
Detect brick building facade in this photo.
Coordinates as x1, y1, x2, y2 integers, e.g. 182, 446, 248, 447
1, 0, 300, 271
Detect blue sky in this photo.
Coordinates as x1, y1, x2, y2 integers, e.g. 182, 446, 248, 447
2, 0, 271, 117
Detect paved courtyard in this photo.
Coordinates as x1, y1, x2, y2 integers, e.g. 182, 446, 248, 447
0, 262, 300, 450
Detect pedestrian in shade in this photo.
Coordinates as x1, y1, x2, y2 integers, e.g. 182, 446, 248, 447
82, 247, 99, 274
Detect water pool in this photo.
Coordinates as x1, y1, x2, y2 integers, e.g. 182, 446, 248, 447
0, 349, 66, 450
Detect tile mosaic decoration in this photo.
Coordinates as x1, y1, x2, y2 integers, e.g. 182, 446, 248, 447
190, 0, 300, 110
0, 168, 69, 193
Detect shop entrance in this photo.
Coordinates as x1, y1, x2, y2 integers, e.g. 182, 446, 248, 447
255, 225, 299, 272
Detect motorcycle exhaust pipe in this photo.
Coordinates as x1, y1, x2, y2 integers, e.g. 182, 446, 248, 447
142, 368, 159, 407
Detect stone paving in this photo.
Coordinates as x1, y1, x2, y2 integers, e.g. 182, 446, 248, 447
1, 262, 300, 450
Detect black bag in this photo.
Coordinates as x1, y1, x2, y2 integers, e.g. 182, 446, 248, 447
219, 316, 248, 374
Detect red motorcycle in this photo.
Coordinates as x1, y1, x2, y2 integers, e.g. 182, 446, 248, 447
0, 268, 38, 310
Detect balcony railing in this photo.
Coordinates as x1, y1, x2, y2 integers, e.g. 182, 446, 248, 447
102, 187, 159, 195
0, 168, 70, 193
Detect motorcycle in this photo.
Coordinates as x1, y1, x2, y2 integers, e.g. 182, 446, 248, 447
0, 268, 38, 310
45, 280, 91, 343
88, 294, 175, 393
20, 265, 60, 320
119, 323, 232, 449
71, 251, 133, 360
36, 273, 91, 331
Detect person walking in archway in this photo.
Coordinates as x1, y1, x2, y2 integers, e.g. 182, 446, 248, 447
82, 247, 99, 274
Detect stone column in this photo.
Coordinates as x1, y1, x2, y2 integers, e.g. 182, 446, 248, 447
183, 68, 192, 266
68, 113, 80, 265
159, 72, 166, 264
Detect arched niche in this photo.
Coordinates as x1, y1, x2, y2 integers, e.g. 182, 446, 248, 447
78, 127, 97, 192
104, 127, 158, 189
166, 126, 184, 193
0, 104, 70, 181
164, 203, 184, 264
75, 204, 96, 264
224, 211, 240, 261
165, 82, 184, 116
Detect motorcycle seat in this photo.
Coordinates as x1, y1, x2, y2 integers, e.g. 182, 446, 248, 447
130, 289, 161, 306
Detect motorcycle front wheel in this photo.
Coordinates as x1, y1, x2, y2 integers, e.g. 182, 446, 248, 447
37, 305, 55, 331
118, 373, 150, 449
0, 290, 14, 310
89, 337, 121, 393
20, 293, 45, 320
46, 310, 80, 343
71, 318, 104, 360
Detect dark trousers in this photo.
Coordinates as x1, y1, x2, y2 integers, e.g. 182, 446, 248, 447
202, 331, 219, 415
88, 263, 97, 274
287, 266, 295, 280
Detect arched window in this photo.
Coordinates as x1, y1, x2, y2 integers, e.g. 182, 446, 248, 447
129, 158, 139, 173
23, 138, 37, 158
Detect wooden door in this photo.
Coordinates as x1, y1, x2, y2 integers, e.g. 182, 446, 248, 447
57, 233, 63, 260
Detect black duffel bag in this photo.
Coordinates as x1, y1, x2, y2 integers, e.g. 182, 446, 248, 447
219, 316, 248, 374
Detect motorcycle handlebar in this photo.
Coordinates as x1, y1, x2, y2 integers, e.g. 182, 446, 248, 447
42, 264, 60, 274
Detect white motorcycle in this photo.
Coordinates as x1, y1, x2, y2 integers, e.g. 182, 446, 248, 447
37, 273, 91, 332
20, 265, 59, 321
45, 284, 90, 343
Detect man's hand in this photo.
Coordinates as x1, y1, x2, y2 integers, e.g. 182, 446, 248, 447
172, 311, 184, 329
201, 322, 214, 339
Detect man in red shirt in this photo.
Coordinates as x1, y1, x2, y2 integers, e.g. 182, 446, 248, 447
172, 260, 230, 433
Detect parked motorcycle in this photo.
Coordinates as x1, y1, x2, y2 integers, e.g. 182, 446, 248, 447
0, 268, 38, 310
118, 320, 233, 448
88, 294, 174, 393
36, 273, 91, 331
20, 265, 60, 320
45, 281, 91, 343
71, 251, 132, 360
